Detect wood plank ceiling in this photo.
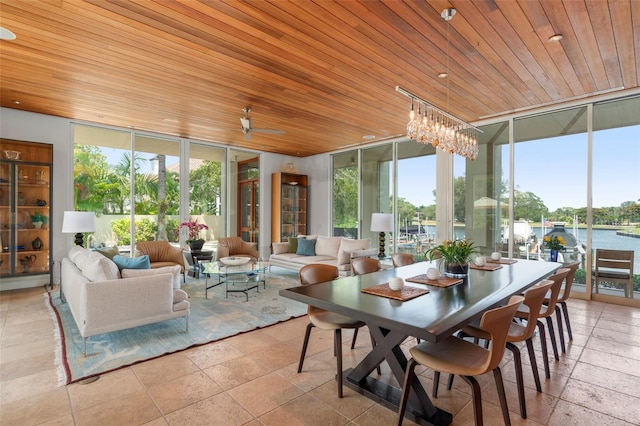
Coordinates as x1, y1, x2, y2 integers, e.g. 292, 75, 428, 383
0, 0, 638, 157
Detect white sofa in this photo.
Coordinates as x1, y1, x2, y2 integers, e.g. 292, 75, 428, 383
269, 235, 377, 276
61, 246, 190, 354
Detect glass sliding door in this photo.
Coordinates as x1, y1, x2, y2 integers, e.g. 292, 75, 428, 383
332, 151, 359, 238
453, 121, 510, 257
592, 95, 640, 300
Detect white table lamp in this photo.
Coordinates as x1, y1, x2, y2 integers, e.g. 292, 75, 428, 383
371, 213, 393, 258
62, 211, 96, 247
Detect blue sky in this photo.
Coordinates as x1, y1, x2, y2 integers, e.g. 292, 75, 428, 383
400, 125, 639, 211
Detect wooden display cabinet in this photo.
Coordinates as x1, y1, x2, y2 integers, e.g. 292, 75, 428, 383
0, 139, 53, 285
271, 172, 308, 243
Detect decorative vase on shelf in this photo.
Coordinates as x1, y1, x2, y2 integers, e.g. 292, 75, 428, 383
189, 239, 205, 252
549, 250, 559, 262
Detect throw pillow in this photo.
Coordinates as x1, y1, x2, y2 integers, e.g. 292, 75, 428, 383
287, 237, 298, 253
95, 245, 119, 260
337, 238, 372, 265
77, 250, 120, 282
113, 254, 151, 271
121, 264, 182, 289
315, 236, 342, 257
296, 238, 316, 256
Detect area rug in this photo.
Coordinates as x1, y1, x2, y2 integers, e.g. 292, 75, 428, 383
46, 267, 305, 385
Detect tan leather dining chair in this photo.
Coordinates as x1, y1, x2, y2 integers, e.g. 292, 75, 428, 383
515, 268, 569, 379
545, 260, 580, 352
297, 264, 371, 398
397, 295, 524, 426
391, 253, 414, 267
455, 280, 554, 419
592, 249, 635, 298
351, 257, 381, 275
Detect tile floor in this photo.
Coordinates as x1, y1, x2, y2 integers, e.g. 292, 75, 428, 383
1, 285, 639, 425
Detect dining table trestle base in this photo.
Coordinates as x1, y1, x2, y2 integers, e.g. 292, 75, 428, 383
343, 370, 453, 426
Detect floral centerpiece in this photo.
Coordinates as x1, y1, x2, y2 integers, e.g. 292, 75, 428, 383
180, 218, 209, 250
425, 238, 479, 277
543, 235, 565, 262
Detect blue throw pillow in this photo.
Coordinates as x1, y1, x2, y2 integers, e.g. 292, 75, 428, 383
296, 238, 316, 256
112, 255, 150, 271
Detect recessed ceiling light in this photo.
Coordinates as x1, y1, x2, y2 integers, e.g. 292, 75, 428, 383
362, 135, 376, 140
548, 34, 563, 42
13, 100, 20, 105
438, 73, 448, 78
0, 27, 16, 40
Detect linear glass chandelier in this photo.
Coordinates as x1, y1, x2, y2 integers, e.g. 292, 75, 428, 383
395, 8, 481, 160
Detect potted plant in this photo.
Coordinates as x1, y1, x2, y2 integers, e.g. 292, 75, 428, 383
543, 235, 565, 262
180, 217, 209, 251
425, 238, 479, 277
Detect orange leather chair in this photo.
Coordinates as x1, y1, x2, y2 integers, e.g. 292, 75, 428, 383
215, 237, 259, 260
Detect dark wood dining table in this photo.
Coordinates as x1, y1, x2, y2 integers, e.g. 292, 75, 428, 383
279, 259, 560, 426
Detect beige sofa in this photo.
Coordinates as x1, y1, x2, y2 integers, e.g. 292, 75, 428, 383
269, 235, 377, 276
61, 246, 190, 354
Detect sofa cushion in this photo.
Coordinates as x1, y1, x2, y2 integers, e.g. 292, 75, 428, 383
173, 289, 188, 303
287, 237, 298, 253
72, 248, 120, 282
121, 264, 182, 289
95, 245, 119, 260
113, 254, 151, 271
315, 236, 342, 257
296, 238, 316, 256
337, 238, 371, 265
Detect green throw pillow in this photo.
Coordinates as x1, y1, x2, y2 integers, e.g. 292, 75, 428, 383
112, 255, 150, 271
95, 245, 119, 260
296, 238, 316, 256
287, 237, 298, 253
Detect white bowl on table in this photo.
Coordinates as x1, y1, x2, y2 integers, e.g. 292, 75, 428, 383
219, 256, 251, 266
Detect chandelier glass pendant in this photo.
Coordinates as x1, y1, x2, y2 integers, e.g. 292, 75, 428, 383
396, 8, 480, 160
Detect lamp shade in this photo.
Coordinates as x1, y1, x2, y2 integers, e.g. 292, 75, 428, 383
62, 211, 96, 233
371, 213, 393, 233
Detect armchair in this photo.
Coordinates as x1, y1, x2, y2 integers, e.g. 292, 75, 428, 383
215, 237, 259, 260
135, 240, 185, 273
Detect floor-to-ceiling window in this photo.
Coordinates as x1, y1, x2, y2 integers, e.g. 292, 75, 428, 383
132, 135, 181, 247
361, 144, 393, 254
396, 141, 437, 259
513, 107, 588, 292
332, 151, 359, 238
188, 142, 225, 249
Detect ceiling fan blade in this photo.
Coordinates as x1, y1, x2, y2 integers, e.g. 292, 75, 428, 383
252, 128, 285, 135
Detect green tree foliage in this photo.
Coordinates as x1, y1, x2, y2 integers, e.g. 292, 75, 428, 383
333, 166, 358, 228
111, 218, 158, 245
513, 189, 548, 221
189, 160, 222, 215
453, 176, 466, 222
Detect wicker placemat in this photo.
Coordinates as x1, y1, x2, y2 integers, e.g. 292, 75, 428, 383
361, 283, 429, 301
469, 263, 503, 271
486, 258, 517, 264
405, 275, 463, 287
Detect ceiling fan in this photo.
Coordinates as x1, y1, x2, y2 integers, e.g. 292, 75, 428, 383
240, 107, 285, 140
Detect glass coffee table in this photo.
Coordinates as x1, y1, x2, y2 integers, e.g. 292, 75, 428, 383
202, 260, 269, 301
